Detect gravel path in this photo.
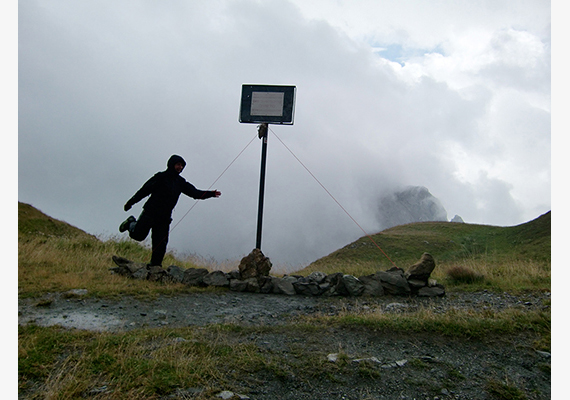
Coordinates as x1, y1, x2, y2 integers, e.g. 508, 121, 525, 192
18, 290, 551, 399
18, 290, 550, 331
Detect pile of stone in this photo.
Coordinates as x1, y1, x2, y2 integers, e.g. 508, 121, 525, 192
110, 250, 444, 297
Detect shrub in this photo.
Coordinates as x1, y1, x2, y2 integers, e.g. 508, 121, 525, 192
446, 265, 485, 283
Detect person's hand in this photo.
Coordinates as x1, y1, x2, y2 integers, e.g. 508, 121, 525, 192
124, 203, 132, 211
214, 190, 221, 198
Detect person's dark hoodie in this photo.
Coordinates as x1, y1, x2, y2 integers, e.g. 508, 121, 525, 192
125, 155, 216, 219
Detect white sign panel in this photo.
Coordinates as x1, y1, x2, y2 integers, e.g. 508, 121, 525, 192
250, 92, 285, 117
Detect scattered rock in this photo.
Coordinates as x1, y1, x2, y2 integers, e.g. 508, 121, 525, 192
353, 356, 381, 364
329, 353, 408, 370
259, 276, 275, 294
166, 265, 185, 283
381, 359, 408, 368
230, 277, 260, 293
418, 285, 446, 297
385, 302, 409, 312
325, 272, 349, 296
376, 268, 411, 295
535, 350, 551, 358
182, 268, 209, 287
86, 385, 110, 396
358, 274, 385, 297
217, 390, 250, 399
203, 270, 230, 287
293, 278, 323, 296
275, 276, 297, 296
342, 274, 365, 296
147, 265, 167, 282
110, 255, 146, 275
307, 271, 327, 284
63, 289, 88, 298
407, 279, 427, 291
229, 279, 249, 292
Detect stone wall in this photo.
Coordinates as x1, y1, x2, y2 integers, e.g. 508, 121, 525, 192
110, 250, 445, 298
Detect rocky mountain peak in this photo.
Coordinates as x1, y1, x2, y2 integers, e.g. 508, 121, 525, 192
377, 186, 448, 229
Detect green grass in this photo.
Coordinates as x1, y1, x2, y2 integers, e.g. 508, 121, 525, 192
18, 202, 551, 295
305, 211, 550, 268
301, 211, 550, 292
17, 202, 551, 398
486, 378, 528, 400
299, 307, 550, 349
18, 308, 550, 399
18, 324, 268, 398
18, 202, 217, 298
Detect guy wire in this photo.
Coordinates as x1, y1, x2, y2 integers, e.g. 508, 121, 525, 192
168, 132, 258, 235
159, 128, 397, 269
270, 127, 398, 268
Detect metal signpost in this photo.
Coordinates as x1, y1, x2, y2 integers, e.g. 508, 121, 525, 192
239, 84, 296, 250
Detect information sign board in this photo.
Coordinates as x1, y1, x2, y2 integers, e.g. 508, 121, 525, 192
239, 84, 296, 124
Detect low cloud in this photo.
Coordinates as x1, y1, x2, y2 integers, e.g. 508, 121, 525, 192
18, 0, 550, 266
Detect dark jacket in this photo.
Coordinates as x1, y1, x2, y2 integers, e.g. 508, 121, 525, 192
125, 155, 216, 219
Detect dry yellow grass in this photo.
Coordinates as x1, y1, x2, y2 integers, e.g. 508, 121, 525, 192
18, 234, 205, 298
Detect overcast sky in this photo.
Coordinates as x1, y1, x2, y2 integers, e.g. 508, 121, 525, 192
17, 0, 552, 268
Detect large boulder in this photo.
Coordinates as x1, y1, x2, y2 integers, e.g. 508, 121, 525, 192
182, 268, 209, 286
358, 274, 385, 297
376, 267, 411, 295
203, 271, 230, 287
131, 266, 148, 280
293, 277, 323, 296
259, 276, 276, 294
306, 271, 327, 284
166, 265, 185, 283
238, 248, 272, 280
230, 277, 260, 293
405, 253, 436, 283
274, 276, 297, 296
320, 273, 342, 296
342, 275, 365, 296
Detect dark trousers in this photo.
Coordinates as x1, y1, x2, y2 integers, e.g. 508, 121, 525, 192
128, 211, 171, 266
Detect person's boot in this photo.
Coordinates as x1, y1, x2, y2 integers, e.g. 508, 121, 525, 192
119, 216, 136, 233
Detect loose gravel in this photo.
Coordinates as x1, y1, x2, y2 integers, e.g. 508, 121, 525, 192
18, 290, 551, 399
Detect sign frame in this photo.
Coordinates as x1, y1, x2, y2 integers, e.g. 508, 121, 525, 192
239, 84, 296, 125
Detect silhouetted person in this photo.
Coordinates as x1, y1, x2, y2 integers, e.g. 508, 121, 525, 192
119, 154, 221, 266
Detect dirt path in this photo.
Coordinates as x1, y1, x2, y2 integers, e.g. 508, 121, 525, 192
18, 290, 551, 399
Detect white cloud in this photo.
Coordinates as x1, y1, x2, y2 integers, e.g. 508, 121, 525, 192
18, 0, 550, 267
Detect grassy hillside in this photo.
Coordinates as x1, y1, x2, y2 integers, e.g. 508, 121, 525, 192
18, 202, 204, 297
302, 212, 551, 291
18, 202, 551, 295
18, 202, 95, 239
306, 211, 550, 268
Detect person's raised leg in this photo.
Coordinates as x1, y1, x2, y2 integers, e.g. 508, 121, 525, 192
129, 212, 152, 242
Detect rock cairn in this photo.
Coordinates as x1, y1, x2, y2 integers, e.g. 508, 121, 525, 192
110, 250, 445, 297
